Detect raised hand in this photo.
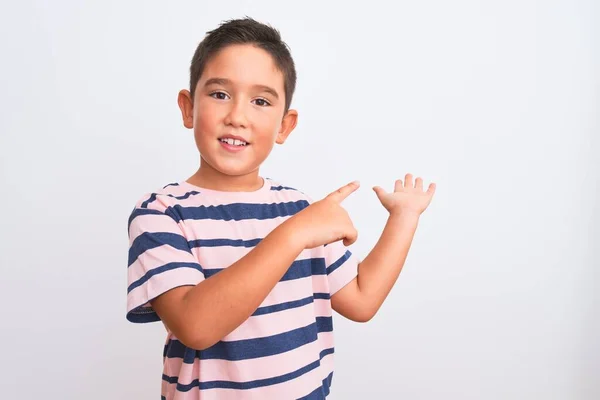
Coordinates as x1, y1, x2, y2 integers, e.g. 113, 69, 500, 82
373, 174, 436, 216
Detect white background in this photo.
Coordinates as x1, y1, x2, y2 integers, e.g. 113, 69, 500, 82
1, 1, 598, 399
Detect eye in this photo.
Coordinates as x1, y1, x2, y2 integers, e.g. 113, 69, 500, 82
252, 98, 271, 107
209, 91, 229, 100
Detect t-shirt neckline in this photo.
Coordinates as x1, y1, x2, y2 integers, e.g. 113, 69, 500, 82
179, 177, 272, 200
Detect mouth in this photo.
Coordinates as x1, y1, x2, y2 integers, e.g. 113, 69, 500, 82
218, 136, 249, 147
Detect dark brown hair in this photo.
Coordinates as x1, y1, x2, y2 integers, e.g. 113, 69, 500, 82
189, 17, 297, 112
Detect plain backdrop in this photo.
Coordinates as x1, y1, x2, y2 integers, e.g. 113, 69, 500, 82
1, 1, 598, 399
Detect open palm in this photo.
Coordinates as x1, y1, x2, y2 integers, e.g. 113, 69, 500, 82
373, 173, 436, 216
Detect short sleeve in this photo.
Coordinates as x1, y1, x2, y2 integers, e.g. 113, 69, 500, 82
126, 203, 205, 323
324, 240, 360, 295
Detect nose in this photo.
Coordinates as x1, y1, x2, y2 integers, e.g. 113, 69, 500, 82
224, 98, 248, 128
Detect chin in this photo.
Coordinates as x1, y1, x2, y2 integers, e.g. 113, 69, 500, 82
218, 167, 256, 177
208, 158, 259, 177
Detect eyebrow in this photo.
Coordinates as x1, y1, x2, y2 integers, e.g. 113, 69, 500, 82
204, 77, 279, 99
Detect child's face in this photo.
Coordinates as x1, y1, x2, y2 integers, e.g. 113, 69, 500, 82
178, 44, 297, 179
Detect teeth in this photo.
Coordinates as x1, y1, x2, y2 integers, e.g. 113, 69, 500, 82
220, 138, 247, 146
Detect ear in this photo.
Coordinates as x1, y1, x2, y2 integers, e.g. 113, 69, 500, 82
275, 109, 298, 144
177, 89, 194, 129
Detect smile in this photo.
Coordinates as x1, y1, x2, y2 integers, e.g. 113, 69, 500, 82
219, 138, 248, 146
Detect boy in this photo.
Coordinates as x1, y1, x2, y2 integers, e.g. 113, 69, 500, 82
126, 17, 435, 400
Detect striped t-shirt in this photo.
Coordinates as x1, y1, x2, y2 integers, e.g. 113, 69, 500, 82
126, 178, 359, 399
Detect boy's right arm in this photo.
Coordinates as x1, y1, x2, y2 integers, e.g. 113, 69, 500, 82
150, 181, 360, 350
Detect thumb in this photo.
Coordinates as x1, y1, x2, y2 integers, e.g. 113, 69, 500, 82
373, 186, 387, 202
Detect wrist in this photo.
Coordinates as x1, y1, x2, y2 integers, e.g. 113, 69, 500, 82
278, 216, 307, 251
389, 209, 420, 225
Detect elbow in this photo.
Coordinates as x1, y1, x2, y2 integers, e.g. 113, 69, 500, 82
179, 331, 218, 351
353, 312, 374, 323
168, 308, 220, 350
188, 338, 215, 351
349, 307, 376, 323
333, 295, 377, 323
174, 325, 220, 351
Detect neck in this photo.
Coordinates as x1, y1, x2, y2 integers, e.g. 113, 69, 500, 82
187, 160, 264, 192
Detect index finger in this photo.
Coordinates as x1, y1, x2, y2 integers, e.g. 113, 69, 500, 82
326, 181, 360, 203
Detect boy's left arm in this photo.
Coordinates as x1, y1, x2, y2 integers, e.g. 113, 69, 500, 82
331, 173, 436, 322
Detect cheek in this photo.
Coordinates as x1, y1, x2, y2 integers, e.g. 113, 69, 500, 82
194, 103, 220, 138
254, 112, 281, 140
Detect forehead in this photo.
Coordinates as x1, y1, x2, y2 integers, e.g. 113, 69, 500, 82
201, 44, 285, 92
